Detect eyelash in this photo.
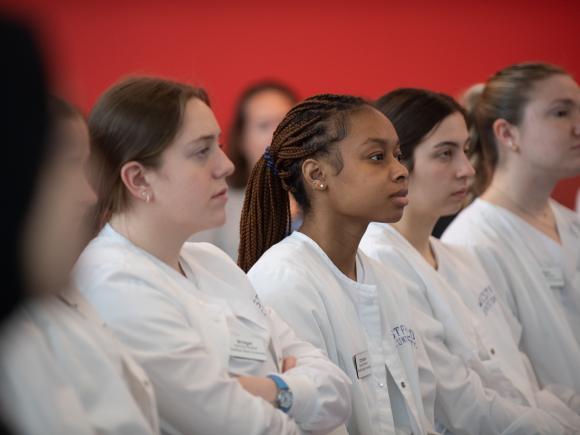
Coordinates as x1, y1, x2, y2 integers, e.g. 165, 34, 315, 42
195, 146, 211, 157
438, 150, 453, 159
553, 109, 569, 117
370, 153, 384, 161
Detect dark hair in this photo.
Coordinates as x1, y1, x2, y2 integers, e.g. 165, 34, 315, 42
227, 81, 299, 189
238, 93, 370, 272
470, 62, 567, 195
2, 17, 48, 323
375, 88, 467, 172
88, 76, 209, 233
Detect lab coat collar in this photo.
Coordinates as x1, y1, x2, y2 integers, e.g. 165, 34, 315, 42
101, 224, 269, 331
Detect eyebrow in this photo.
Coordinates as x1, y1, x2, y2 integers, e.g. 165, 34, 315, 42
549, 98, 575, 106
433, 138, 470, 149
362, 137, 396, 147
186, 133, 221, 146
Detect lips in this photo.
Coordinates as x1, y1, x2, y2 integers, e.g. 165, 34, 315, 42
211, 187, 228, 199
451, 188, 468, 197
390, 188, 408, 198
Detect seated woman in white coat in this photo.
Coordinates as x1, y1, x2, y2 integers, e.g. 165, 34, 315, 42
74, 77, 352, 435
0, 96, 160, 435
360, 88, 580, 434
240, 94, 438, 435
442, 63, 580, 410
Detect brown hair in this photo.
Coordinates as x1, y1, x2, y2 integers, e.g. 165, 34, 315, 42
470, 62, 567, 196
227, 81, 298, 189
238, 93, 370, 272
88, 76, 209, 233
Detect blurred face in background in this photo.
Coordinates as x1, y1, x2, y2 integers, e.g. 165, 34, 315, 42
22, 113, 97, 295
242, 90, 295, 167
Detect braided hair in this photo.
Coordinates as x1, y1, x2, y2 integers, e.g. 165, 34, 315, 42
238, 93, 370, 271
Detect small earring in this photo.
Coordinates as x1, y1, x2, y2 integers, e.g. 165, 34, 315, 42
146, 192, 152, 203
319, 183, 325, 189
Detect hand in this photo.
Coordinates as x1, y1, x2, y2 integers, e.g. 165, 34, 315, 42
282, 356, 297, 372
237, 376, 277, 406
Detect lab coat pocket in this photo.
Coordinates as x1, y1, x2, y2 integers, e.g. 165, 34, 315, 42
479, 358, 529, 405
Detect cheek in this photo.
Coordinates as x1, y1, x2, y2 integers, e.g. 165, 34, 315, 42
409, 168, 440, 201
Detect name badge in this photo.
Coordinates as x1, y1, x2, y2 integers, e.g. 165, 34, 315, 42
542, 267, 565, 290
353, 351, 372, 379
230, 335, 268, 362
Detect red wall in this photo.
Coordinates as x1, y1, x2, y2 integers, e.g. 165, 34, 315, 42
3, 0, 580, 208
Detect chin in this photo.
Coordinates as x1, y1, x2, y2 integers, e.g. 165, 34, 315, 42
376, 210, 405, 224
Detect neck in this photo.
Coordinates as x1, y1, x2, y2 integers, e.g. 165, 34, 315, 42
392, 207, 438, 267
483, 164, 557, 214
299, 210, 366, 281
109, 208, 186, 274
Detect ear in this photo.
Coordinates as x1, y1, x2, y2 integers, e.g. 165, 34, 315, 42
302, 158, 328, 191
492, 118, 520, 152
120, 161, 154, 203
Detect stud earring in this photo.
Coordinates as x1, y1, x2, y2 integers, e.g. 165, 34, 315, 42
319, 183, 325, 189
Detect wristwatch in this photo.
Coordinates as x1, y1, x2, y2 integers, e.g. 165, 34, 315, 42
267, 374, 293, 413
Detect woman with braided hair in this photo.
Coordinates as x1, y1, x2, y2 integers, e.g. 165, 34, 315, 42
74, 77, 352, 435
242, 94, 438, 435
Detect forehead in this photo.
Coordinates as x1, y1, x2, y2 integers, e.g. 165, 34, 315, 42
347, 106, 397, 139
528, 74, 580, 104
421, 112, 468, 145
57, 115, 90, 151
176, 97, 220, 141
245, 90, 294, 118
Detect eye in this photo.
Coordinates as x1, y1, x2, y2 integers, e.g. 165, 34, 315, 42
370, 153, 385, 161
554, 109, 569, 117
195, 146, 211, 157
437, 149, 453, 160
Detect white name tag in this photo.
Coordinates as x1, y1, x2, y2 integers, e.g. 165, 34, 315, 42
542, 267, 565, 290
230, 336, 268, 362
353, 351, 372, 379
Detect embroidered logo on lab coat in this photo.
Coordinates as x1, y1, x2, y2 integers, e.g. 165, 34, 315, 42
251, 294, 268, 316
391, 324, 417, 348
478, 286, 496, 315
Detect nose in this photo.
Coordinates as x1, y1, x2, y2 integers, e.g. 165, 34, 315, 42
392, 159, 409, 183
573, 113, 580, 136
215, 147, 235, 179
457, 152, 476, 178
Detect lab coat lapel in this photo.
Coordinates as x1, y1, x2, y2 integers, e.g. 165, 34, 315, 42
178, 254, 270, 332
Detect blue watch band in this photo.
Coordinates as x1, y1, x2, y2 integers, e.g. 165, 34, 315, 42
267, 374, 293, 413
268, 374, 289, 390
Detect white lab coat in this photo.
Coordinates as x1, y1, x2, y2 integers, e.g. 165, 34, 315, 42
0, 290, 159, 435
361, 222, 579, 434
443, 199, 580, 411
247, 231, 437, 435
74, 224, 352, 435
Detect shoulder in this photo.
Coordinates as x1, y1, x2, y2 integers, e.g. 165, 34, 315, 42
248, 236, 327, 305
249, 234, 320, 280
552, 199, 580, 226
